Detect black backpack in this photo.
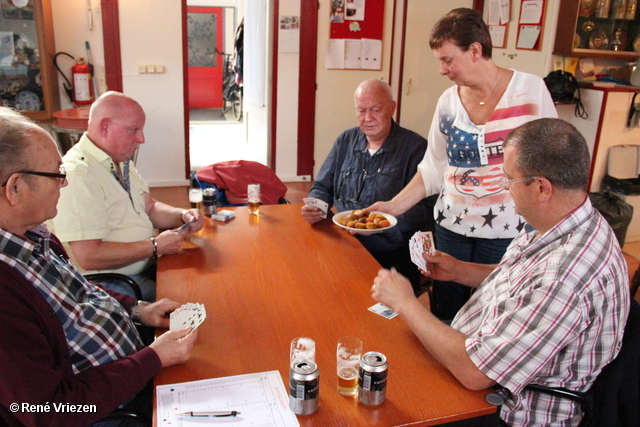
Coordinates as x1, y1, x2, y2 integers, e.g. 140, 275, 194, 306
544, 70, 588, 119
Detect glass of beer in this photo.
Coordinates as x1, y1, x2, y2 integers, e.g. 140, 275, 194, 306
248, 184, 260, 215
290, 337, 316, 368
337, 336, 362, 396
188, 188, 203, 210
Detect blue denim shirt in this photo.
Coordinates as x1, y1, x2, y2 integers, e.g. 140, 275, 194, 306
310, 120, 436, 252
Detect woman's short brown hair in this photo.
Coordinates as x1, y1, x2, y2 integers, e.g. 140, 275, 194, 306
429, 8, 492, 59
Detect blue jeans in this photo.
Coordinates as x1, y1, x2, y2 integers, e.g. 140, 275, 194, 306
432, 223, 512, 321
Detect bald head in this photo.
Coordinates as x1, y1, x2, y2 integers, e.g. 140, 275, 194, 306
354, 80, 396, 146
86, 91, 146, 163
354, 79, 394, 104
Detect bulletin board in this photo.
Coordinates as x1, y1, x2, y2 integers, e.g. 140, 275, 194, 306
515, 0, 547, 51
325, 0, 385, 70
481, 0, 510, 49
330, 0, 385, 40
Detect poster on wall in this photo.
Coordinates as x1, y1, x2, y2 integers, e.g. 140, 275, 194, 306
345, 0, 365, 21
279, 15, 300, 53
324, 38, 381, 69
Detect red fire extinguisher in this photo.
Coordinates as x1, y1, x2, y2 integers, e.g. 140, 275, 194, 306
71, 58, 94, 106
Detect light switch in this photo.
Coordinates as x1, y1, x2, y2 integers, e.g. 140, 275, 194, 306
137, 65, 146, 74
155, 65, 165, 73
146, 65, 155, 74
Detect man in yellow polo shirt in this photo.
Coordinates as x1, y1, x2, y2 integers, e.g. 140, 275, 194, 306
50, 91, 204, 300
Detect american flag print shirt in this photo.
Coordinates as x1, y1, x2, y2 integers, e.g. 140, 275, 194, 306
418, 70, 557, 239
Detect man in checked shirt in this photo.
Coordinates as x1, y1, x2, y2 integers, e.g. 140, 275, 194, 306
371, 118, 630, 426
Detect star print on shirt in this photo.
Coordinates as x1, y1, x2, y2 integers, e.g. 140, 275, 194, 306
436, 209, 447, 224
481, 208, 498, 228
516, 218, 527, 232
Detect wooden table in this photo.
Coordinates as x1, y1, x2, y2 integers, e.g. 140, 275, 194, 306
154, 204, 497, 426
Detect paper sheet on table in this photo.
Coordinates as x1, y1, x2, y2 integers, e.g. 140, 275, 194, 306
156, 370, 299, 427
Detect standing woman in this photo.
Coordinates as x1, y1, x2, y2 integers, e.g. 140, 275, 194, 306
369, 8, 557, 320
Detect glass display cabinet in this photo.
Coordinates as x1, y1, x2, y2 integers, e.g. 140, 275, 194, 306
0, 0, 59, 121
555, 0, 640, 58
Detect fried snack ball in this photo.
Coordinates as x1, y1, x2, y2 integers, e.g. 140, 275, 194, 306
338, 210, 391, 230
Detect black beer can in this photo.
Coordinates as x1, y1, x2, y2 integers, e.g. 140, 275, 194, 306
289, 359, 319, 415
357, 351, 388, 406
202, 188, 217, 217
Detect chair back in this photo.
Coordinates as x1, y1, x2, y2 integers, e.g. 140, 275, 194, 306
581, 296, 640, 427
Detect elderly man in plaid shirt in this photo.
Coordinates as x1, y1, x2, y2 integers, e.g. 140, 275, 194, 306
371, 118, 629, 426
0, 108, 198, 426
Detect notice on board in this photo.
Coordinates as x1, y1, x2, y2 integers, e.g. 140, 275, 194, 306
325, 38, 382, 70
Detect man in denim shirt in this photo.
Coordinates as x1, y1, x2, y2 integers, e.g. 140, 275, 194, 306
302, 79, 435, 294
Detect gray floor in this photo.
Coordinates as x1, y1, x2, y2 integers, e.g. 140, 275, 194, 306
189, 108, 227, 123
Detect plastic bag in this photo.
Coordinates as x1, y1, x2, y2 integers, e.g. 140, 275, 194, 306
589, 192, 634, 247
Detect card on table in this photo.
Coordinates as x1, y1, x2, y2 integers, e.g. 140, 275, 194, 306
303, 197, 329, 218
368, 302, 398, 319
409, 231, 436, 272
170, 302, 207, 332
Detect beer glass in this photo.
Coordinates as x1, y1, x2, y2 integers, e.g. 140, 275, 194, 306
336, 336, 362, 396
248, 184, 260, 215
188, 188, 203, 210
290, 337, 316, 368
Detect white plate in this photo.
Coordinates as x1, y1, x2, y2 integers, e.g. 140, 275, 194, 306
332, 210, 397, 235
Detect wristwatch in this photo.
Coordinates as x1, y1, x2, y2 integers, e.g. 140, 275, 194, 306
131, 300, 151, 324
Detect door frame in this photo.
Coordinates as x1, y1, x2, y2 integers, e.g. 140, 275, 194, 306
101, 0, 318, 180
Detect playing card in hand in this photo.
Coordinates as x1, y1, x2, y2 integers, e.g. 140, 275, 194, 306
409, 231, 436, 272
170, 302, 207, 332
303, 197, 329, 218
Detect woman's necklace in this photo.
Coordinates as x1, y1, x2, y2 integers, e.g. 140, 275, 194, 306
470, 69, 500, 106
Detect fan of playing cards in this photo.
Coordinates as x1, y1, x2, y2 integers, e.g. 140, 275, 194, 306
170, 303, 207, 332
409, 231, 436, 273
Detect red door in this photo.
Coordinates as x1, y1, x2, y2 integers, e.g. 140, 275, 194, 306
187, 6, 224, 109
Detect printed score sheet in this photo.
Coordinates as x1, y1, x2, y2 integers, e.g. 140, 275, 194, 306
156, 370, 300, 427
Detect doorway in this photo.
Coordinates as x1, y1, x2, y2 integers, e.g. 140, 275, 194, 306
185, 3, 245, 172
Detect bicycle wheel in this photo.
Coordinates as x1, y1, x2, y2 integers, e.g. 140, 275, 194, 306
232, 89, 243, 121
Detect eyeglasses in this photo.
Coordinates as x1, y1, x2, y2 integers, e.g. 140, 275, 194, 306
1, 166, 67, 187
498, 175, 539, 190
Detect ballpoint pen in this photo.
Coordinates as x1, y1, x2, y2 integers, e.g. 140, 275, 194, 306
177, 411, 241, 417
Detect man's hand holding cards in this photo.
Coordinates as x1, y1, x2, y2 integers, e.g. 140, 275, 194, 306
170, 302, 207, 333
409, 231, 436, 273
303, 197, 329, 218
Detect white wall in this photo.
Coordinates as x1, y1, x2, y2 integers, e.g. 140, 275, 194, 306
312, 0, 395, 177
275, 0, 301, 181
118, 0, 187, 186
51, 0, 106, 110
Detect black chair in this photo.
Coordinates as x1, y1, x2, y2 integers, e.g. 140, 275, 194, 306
85, 273, 143, 300
498, 296, 640, 426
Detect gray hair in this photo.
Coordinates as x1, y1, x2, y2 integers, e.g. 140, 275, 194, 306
503, 118, 590, 191
0, 107, 39, 186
